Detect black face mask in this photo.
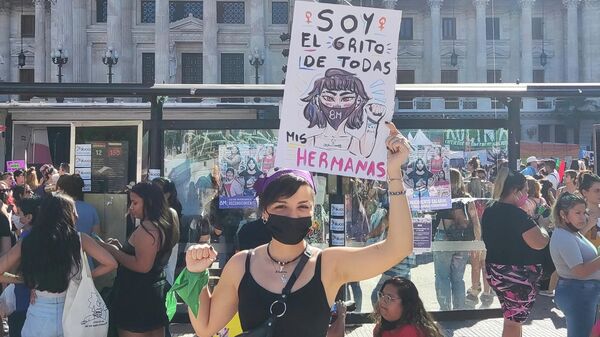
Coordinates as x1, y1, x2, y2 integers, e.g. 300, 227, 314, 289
265, 212, 312, 245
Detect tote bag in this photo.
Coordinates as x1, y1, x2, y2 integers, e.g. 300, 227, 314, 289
62, 234, 109, 337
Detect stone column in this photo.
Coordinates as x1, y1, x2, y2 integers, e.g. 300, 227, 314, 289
72, 0, 88, 83
155, 0, 170, 84
62, 0, 74, 82
0, 2, 11, 82
203, 0, 218, 83
120, 0, 133, 82
563, 0, 580, 82
249, 0, 266, 83
520, 0, 534, 82
473, 0, 488, 83
581, 0, 600, 82
34, 0, 46, 82
429, 0, 442, 83
107, 0, 122, 83
50, 0, 61, 82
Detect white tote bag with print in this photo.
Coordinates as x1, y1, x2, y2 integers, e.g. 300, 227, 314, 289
62, 234, 109, 337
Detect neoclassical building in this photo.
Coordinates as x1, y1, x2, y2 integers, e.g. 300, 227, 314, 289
0, 0, 599, 148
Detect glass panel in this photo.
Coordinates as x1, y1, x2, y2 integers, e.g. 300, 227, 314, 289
271, 1, 288, 25
170, 1, 203, 22
399, 18, 413, 40
141, 0, 156, 23
21, 15, 35, 38
486, 17, 500, 40
442, 17, 456, 40
532, 17, 544, 40
217, 1, 245, 24
97, 0, 108, 23
142, 53, 155, 84
163, 129, 283, 263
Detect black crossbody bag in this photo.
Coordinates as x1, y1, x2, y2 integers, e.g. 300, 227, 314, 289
236, 249, 312, 337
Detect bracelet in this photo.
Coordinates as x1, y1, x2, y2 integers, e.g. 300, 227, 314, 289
388, 190, 407, 196
387, 176, 403, 183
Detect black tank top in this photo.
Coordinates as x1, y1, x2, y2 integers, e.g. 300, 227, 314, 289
238, 250, 331, 337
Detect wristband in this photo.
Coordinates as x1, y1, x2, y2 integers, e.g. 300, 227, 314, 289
388, 190, 407, 196
165, 268, 209, 321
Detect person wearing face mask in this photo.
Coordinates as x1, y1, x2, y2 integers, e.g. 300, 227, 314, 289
481, 168, 549, 337
550, 193, 600, 337
181, 123, 413, 337
8, 197, 41, 337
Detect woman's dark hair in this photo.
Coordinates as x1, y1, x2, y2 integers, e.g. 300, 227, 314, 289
152, 177, 183, 219
16, 197, 42, 224
19, 194, 81, 293
11, 185, 26, 205
226, 168, 235, 175
59, 162, 70, 173
13, 169, 23, 179
373, 277, 443, 337
492, 167, 526, 200
57, 174, 85, 201
258, 174, 314, 212
578, 171, 600, 193
130, 182, 180, 258
552, 192, 587, 231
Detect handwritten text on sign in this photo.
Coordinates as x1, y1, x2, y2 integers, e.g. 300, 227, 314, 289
276, 3, 402, 181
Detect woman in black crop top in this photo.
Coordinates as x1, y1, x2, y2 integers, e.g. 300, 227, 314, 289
98, 182, 180, 336
185, 123, 414, 337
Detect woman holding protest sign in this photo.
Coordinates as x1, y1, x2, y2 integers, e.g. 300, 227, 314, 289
178, 122, 413, 337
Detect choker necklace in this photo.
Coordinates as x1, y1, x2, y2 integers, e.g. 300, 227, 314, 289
267, 243, 307, 284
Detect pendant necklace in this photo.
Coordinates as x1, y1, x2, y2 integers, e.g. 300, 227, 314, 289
267, 242, 306, 284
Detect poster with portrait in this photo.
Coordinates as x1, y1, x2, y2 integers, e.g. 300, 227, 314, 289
217, 144, 276, 209
402, 144, 452, 212
275, 2, 402, 181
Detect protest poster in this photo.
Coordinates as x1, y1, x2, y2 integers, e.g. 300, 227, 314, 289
5, 160, 25, 173
275, 2, 402, 181
413, 215, 432, 255
217, 144, 276, 209
402, 143, 451, 212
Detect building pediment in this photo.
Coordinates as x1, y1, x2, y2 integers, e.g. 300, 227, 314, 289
398, 41, 423, 57
170, 16, 203, 32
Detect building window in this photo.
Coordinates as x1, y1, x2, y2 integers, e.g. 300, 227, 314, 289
142, 53, 155, 84
538, 124, 550, 142
350, 0, 384, 6
272, 2, 288, 24
555, 125, 567, 143
533, 69, 545, 83
399, 18, 413, 40
487, 69, 502, 83
141, 0, 156, 23
19, 69, 34, 101
532, 17, 543, 40
397, 70, 415, 84
442, 18, 456, 40
221, 53, 244, 102
170, 1, 203, 22
217, 1, 245, 24
486, 17, 500, 40
21, 15, 35, 38
182, 53, 203, 84
441, 70, 458, 83
97, 0, 108, 23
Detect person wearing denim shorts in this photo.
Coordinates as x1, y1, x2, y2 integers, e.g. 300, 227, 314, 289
550, 192, 600, 337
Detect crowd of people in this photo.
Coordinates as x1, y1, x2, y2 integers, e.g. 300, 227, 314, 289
0, 139, 596, 337
0, 163, 183, 337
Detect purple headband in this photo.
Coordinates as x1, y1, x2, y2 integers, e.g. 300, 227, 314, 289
253, 168, 316, 195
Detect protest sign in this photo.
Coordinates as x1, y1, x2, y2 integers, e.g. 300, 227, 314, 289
403, 143, 452, 211
5, 160, 25, 173
218, 144, 276, 209
413, 215, 433, 255
275, 2, 402, 181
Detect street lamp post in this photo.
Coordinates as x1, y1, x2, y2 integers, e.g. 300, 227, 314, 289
248, 48, 264, 102
102, 47, 119, 103
51, 46, 68, 103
